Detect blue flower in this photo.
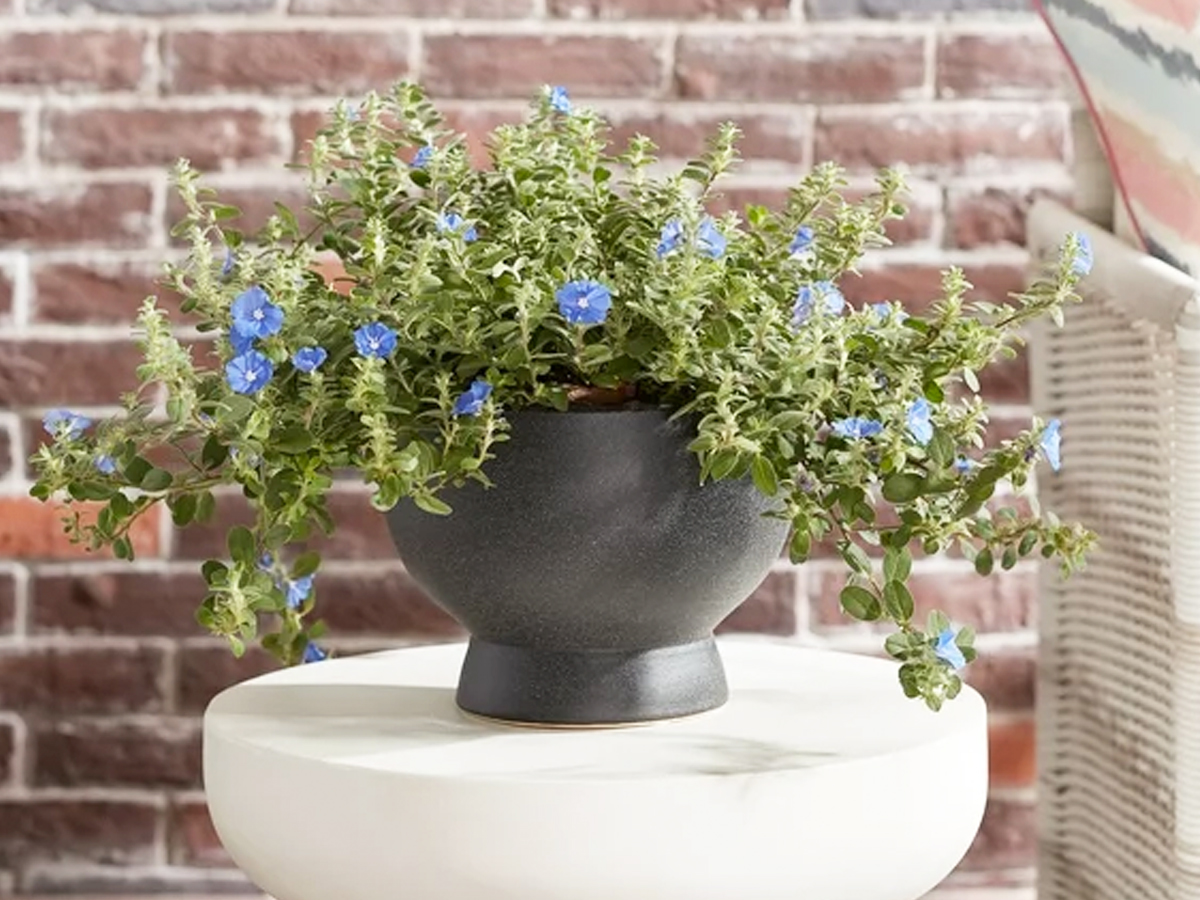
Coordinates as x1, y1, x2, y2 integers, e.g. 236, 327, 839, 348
656, 219, 684, 259
231, 286, 283, 340
792, 281, 845, 326
556, 279, 612, 326
221, 247, 235, 279
94, 454, 117, 475
43, 409, 93, 440
411, 145, 434, 169
453, 379, 493, 417
1040, 418, 1062, 472
954, 456, 976, 474
548, 85, 572, 114
225, 350, 274, 395
696, 217, 727, 260
789, 226, 814, 256
906, 398, 934, 446
934, 627, 967, 671
832, 417, 883, 440
302, 642, 328, 664
871, 302, 907, 323
1069, 231, 1093, 277
292, 346, 328, 373
286, 575, 314, 610
436, 211, 478, 243
258, 553, 274, 573
354, 322, 398, 359
230, 328, 255, 355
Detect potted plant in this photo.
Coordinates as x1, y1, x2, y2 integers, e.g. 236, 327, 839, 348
30, 82, 1094, 726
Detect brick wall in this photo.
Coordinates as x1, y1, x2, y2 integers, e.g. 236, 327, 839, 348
0, 0, 1068, 895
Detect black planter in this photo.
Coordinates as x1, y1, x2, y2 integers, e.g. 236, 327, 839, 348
385, 407, 790, 727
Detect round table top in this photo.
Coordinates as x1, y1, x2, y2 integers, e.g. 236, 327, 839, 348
203, 638, 988, 900
206, 637, 985, 782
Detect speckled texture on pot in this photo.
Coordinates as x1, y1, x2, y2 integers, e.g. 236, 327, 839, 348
386, 406, 791, 725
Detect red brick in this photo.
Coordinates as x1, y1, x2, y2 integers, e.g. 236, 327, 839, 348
717, 570, 797, 635
948, 185, 1072, 249
607, 108, 807, 162
42, 107, 282, 170
976, 346, 1029, 404
938, 32, 1067, 100
0, 499, 162, 561
0, 339, 145, 405
962, 796, 1036, 870
33, 259, 182, 324
815, 107, 1067, 176
840, 262, 1027, 314
177, 645, 276, 714
0, 182, 154, 248
551, 0, 787, 16
0, 110, 22, 164
0, 428, 9, 481
0, 266, 12, 320
0, 571, 15, 635
33, 718, 201, 788
966, 649, 1035, 710
168, 800, 228, 868
165, 182, 310, 245
424, 34, 664, 99
174, 490, 396, 561
439, 107, 520, 168
0, 721, 13, 784
311, 568, 463, 636
0, 800, 158, 867
0, 30, 147, 91
810, 568, 1035, 632
0, 645, 166, 714
988, 716, 1035, 788
675, 34, 925, 103
33, 571, 206, 636
293, 0, 533, 11
164, 30, 409, 96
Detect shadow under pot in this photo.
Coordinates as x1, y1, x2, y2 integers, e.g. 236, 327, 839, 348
386, 406, 790, 728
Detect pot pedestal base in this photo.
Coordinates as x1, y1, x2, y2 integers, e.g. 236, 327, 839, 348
204, 639, 988, 900
456, 636, 727, 726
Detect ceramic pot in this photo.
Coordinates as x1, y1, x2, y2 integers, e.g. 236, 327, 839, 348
386, 406, 789, 726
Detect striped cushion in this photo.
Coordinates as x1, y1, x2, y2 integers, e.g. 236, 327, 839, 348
1037, 0, 1200, 274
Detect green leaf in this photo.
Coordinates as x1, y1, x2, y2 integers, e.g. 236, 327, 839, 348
882, 473, 923, 504
202, 559, 229, 584
195, 491, 216, 523
883, 546, 912, 583
898, 663, 922, 699
956, 625, 976, 647
750, 456, 778, 496
140, 468, 174, 492
274, 425, 314, 454
211, 204, 242, 221
263, 523, 291, 549
928, 429, 955, 467
974, 547, 994, 576
1018, 530, 1038, 556
228, 525, 257, 566
708, 450, 740, 481
883, 581, 915, 622
123, 456, 153, 486
840, 541, 872, 575
170, 493, 198, 526
113, 536, 133, 560
201, 436, 229, 470
840, 585, 882, 621
1001, 545, 1018, 570
291, 551, 321, 578
788, 529, 812, 563
413, 493, 452, 516
922, 381, 945, 404
963, 369, 980, 393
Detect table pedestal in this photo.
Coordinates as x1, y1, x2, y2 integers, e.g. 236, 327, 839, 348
204, 639, 988, 900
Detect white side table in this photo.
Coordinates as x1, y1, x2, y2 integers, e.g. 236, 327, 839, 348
204, 639, 988, 900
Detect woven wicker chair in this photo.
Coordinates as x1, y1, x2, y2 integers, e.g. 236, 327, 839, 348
1028, 198, 1200, 900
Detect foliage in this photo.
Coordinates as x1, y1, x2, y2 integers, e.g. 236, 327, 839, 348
29, 82, 1095, 709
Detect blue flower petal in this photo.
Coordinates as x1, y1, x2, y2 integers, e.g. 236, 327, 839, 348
292, 346, 328, 373
302, 642, 328, 664
906, 397, 934, 446
548, 86, 572, 114
224, 350, 274, 395
353, 322, 398, 359
230, 328, 255, 355
286, 575, 314, 610
954, 456, 976, 474
1069, 231, 1093, 277
411, 145, 434, 169
221, 247, 235, 279
231, 286, 283, 340
43, 409, 93, 440
934, 627, 967, 670
556, 279, 612, 326
656, 219, 684, 259
831, 417, 884, 440
789, 226, 814, 256
696, 217, 727, 260
1040, 419, 1062, 472
436, 211, 478, 243
452, 379, 493, 417
94, 454, 117, 475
